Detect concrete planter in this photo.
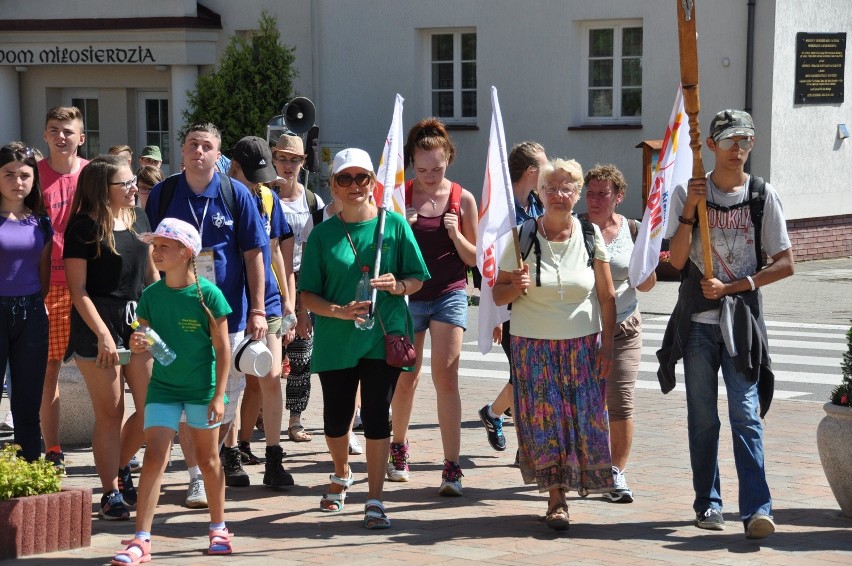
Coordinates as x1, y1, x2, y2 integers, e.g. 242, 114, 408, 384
816, 402, 852, 518
0, 487, 92, 559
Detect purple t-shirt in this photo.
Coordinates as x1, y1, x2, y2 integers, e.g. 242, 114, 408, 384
0, 214, 52, 296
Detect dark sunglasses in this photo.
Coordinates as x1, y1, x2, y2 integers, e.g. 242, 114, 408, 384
335, 173, 371, 188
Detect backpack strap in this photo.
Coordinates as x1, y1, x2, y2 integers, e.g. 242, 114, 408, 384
404, 179, 414, 206
517, 217, 542, 287
748, 175, 767, 271
628, 218, 639, 243
305, 189, 318, 213
157, 173, 181, 224
311, 205, 326, 228
217, 173, 238, 236
578, 217, 596, 268
448, 182, 462, 215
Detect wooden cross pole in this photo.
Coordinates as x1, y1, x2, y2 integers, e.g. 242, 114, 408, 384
676, 0, 714, 278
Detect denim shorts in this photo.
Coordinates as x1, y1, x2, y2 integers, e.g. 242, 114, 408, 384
145, 402, 221, 431
409, 289, 468, 333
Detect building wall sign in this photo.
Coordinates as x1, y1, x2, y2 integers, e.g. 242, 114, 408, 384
794, 32, 846, 104
0, 45, 157, 65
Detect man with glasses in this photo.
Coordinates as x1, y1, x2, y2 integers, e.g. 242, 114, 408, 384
38, 106, 89, 474
660, 109, 794, 539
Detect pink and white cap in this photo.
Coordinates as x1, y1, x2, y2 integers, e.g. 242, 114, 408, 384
139, 217, 202, 256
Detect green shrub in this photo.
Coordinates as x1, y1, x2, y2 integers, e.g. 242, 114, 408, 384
830, 324, 852, 407
0, 444, 62, 500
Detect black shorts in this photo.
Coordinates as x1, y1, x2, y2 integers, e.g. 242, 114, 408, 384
65, 296, 135, 361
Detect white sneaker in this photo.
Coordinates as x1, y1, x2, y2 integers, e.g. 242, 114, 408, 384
348, 432, 363, 455
0, 411, 13, 431
185, 477, 208, 508
603, 466, 634, 503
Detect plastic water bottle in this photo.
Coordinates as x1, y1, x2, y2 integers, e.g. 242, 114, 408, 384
282, 313, 297, 333
354, 266, 375, 330
130, 320, 177, 366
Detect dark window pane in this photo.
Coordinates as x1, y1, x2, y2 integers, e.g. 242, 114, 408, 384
462, 62, 476, 89
433, 62, 454, 89
86, 100, 99, 129
461, 33, 476, 60
589, 29, 613, 57
621, 88, 642, 117
589, 60, 613, 87
589, 90, 613, 117
622, 58, 642, 87
432, 34, 453, 61
146, 99, 159, 131
462, 91, 476, 118
623, 27, 643, 57
433, 92, 454, 117
160, 100, 169, 131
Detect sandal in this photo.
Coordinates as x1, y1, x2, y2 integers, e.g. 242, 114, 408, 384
208, 528, 233, 555
545, 503, 570, 531
111, 537, 151, 565
288, 424, 312, 442
364, 499, 391, 530
320, 467, 354, 512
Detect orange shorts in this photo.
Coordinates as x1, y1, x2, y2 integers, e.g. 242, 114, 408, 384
46, 285, 72, 361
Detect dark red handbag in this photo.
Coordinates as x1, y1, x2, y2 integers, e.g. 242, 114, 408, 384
377, 311, 416, 368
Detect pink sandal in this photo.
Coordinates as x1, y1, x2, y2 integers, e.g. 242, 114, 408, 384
111, 537, 151, 565
208, 528, 234, 555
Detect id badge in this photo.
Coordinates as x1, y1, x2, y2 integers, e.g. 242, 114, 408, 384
197, 249, 216, 284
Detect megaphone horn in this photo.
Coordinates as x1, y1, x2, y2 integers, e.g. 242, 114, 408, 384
283, 97, 316, 134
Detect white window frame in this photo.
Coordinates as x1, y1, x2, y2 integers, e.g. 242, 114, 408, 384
137, 91, 171, 174
580, 20, 643, 125
66, 89, 99, 158
427, 28, 477, 125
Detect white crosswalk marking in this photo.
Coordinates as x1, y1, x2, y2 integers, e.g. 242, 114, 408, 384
445, 318, 845, 403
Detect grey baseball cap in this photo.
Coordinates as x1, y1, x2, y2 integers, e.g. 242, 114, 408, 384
709, 110, 755, 141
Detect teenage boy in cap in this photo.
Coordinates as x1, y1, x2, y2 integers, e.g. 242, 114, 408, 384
38, 106, 90, 474
139, 146, 162, 169
145, 123, 269, 496
227, 136, 297, 488
660, 109, 794, 539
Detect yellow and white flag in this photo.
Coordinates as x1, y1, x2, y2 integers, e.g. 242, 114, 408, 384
374, 94, 406, 213
628, 85, 692, 286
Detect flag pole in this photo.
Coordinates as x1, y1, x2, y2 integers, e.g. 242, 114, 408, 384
676, 0, 713, 278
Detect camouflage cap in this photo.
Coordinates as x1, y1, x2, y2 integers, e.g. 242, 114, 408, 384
709, 110, 755, 141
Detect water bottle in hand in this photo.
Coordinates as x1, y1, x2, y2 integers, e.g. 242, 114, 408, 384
282, 313, 297, 333
354, 266, 374, 330
130, 320, 177, 366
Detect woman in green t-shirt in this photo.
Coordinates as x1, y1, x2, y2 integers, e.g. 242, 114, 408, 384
299, 148, 429, 530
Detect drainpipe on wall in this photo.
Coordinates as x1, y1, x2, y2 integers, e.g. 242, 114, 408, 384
745, 0, 756, 174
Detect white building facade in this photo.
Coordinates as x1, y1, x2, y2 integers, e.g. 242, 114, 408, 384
1, 0, 849, 260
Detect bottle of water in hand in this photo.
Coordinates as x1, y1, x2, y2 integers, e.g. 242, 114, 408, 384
130, 320, 177, 366
354, 266, 375, 330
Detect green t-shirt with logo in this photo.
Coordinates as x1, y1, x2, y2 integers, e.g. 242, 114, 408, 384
137, 277, 232, 405
298, 211, 429, 373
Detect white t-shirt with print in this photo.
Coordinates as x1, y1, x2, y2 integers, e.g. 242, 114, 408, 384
278, 188, 325, 273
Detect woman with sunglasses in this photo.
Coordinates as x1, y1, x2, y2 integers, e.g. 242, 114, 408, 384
64, 155, 158, 521
299, 148, 428, 529
0, 144, 52, 462
492, 158, 616, 531
388, 118, 478, 496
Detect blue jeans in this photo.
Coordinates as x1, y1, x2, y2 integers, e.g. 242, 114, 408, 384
683, 322, 771, 522
0, 293, 48, 462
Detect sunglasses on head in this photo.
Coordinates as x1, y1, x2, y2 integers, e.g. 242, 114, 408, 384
0, 146, 35, 160
335, 173, 371, 187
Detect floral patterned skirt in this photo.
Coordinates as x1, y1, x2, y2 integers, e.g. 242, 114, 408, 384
510, 333, 613, 494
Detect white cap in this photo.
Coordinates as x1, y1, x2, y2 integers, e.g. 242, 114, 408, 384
232, 336, 273, 377
331, 148, 374, 175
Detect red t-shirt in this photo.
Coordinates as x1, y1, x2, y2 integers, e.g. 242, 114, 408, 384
38, 158, 88, 286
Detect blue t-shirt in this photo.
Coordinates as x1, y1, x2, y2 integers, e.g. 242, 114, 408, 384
145, 172, 268, 332
514, 191, 544, 224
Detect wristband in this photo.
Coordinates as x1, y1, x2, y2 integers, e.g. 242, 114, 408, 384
249, 309, 266, 317
746, 275, 756, 291
678, 215, 697, 226
397, 279, 407, 296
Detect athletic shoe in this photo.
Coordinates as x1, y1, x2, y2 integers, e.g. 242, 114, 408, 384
386, 440, 410, 482
221, 446, 250, 487
478, 404, 506, 451
352, 409, 363, 431
238, 440, 262, 465
128, 454, 142, 473
348, 432, 363, 455
99, 489, 130, 521
695, 508, 726, 530
263, 445, 295, 488
0, 411, 13, 431
745, 513, 776, 539
185, 477, 208, 508
438, 460, 464, 496
117, 465, 138, 507
44, 449, 67, 476
603, 466, 634, 503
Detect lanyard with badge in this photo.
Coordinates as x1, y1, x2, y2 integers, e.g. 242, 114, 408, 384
188, 197, 217, 284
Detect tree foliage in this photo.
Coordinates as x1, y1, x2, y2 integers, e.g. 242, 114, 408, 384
181, 12, 297, 155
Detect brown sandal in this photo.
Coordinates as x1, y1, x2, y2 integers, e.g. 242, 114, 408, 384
288, 424, 312, 442
545, 503, 570, 531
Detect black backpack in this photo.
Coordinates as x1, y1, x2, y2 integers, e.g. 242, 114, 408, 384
517, 216, 598, 287
704, 175, 768, 270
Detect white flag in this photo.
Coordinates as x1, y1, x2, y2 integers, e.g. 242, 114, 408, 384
374, 94, 406, 213
628, 85, 692, 286
476, 87, 515, 354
